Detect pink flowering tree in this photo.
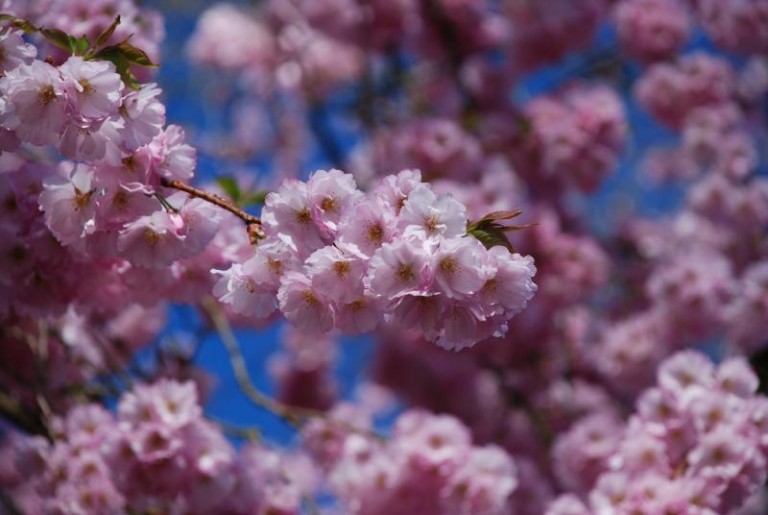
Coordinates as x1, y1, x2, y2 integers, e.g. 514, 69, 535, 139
1, 0, 768, 513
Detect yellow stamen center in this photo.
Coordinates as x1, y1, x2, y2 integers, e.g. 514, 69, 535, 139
366, 223, 383, 246
440, 257, 459, 276
333, 260, 350, 278
302, 290, 319, 307
396, 263, 414, 282
296, 207, 312, 224
38, 84, 57, 106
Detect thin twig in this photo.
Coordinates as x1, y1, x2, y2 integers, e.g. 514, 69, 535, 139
202, 298, 385, 440
212, 417, 263, 442
26, 321, 54, 438
0, 489, 24, 515
160, 178, 265, 242
421, 0, 477, 114
0, 390, 49, 437
484, 362, 555, 447
203, 298, 321, 427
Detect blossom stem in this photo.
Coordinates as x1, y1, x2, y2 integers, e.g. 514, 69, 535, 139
160, 178, 265, 242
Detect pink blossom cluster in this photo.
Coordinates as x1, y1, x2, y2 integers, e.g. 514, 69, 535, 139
635, 52, 735, 128
503, 0, 608, 71
0, 2, 252, 419
646, 248, 736, 344
549, 351, 768, 514
3, 0, 163, 67
363, 118, 483, 182
0, 303, 167, 410
186, 0, 621, 186
0, 379, 314, 514
213, 168, 538, 351
614, 0, 692, 63
0, 37, 226, 327
513, 84, 627, 194
269, 326, 339, 410
187, 1, 365, 96
0, 21, 225, 274
188, 0, 506, 77
695, 0, 768, 54
643, 97, 762, 184
305, 408, 518, 515
726, 261, 768, 353
3, 0, 768, 513
352, 83, 627, 201
186, 3, 275, 72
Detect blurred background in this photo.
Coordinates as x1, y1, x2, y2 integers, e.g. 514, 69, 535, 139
142, 0, 765, 445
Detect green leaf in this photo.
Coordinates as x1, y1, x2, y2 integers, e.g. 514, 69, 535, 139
39, 27, 73, 52
92, 45, 130, 74
94, 15, 121, 50
472, 210, 524, 225
71, 35, 90, 56
1, 16, 90, 57
467, 225, 515, 252
89, 39, 157, 89
241, 190, 269, 207
0, 14, 37, 34
215, 177, 268, 207
112, 39, 156, 67
216, 176, 242, 203
467, 210, 535, 252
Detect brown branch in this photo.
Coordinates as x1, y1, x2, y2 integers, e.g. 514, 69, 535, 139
421, 0, 477, 114
202, 299, 383, 442
0, 390, 50, 438
483, 362, 555, 447
212, 417, 263, 442
203, 297, 308, 427
0, 489, 24, 515
160, 178, 265, 242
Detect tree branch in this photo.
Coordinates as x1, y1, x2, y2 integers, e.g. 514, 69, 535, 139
202, 299, 384, 440
0, 390, 50, 438
160, 178, 265, 243
483, 363, 554, 447
203, 298, 307, 427
421, 0, 477, 114
0, 489, 23, 515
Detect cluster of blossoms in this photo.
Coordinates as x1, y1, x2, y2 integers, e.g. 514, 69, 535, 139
269, 326, 339, 411
213, 168, 538, 351
0, 380, 313, 514
2, 0, 163, 65
549, 351, 768, 514
0, 41, 221, 271
0, 11, 215, 303
360, 118, 483, 183
1, 0, 768, 513
0, 2, 199, 415
614, 0, 691, 63
186, 0, 617, 178
695, 0, 768, 54
635, 52, 735, 129
305, 408, 518, 515
512, 84, 627, 194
